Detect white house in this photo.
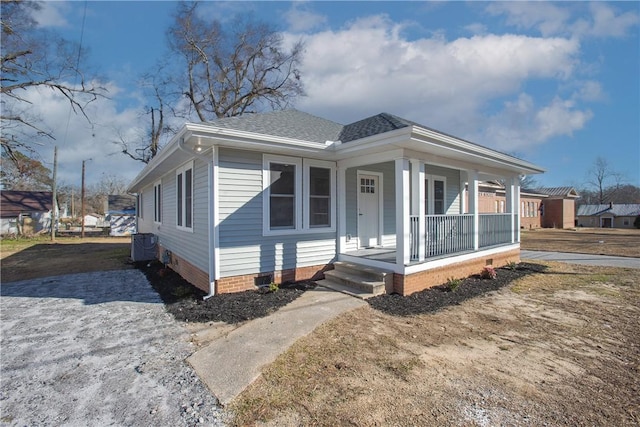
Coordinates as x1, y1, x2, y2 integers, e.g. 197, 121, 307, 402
127, 110, 544, 297
0, 191, 57, 236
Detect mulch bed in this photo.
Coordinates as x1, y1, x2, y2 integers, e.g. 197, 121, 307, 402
367, 262, 547, 316
139, 260, 545, 324
138, 261, 316, 324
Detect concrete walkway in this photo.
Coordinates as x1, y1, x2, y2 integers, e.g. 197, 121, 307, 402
187, 286, 366, 406
521, 250, 640, 269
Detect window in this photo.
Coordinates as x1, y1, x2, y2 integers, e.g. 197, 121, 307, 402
424, 175, 446, 215
176, 162, 193, 230
137, 193, 143, 219
269, 163, 296, 229
304, 159, 334, 230
153, 182, 162, 223
309, 167, 331, 227
263, 155, 335, 235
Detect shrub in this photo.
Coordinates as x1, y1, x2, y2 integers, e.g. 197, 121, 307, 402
480, 266, 497, 280
268, 282, 280, 293
446, 277, 462, 292
505, 261, 518, 271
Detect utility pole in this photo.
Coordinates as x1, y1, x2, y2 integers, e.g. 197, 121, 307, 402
51, 146, 58, 242
81, 159, 86, 239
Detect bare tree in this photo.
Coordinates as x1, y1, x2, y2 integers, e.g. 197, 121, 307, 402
1, 1, 105, 164
116, 65, 179, 163
0, 150, 52, 190
586, 156, 626, 203
168, 1, 305, 121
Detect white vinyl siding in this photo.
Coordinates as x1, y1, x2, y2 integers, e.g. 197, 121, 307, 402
219, 148, 336, 278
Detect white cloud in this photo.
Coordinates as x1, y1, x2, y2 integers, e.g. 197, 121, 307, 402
464, 23, 488, 35
8, 84, 150, 188
487, 2, 639, 39
481, 93, 593, 152
486, 2, 570, 37
287, 15, 583, 149
573, 3, 640, 38
31, 1, 70, 28
284, 2, 328, 33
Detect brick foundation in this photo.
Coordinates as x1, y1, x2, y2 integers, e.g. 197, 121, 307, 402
393, 248, 520, 296
158, 245, 211, 293
158, 244, 332, 295
215, 264, 333, 294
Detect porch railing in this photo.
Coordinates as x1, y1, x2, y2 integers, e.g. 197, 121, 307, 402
409, 213, 513, 261
478, 213, 512, 248
410, 214, 474, 260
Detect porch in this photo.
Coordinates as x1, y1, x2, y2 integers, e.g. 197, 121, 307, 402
344, 213, 516, 265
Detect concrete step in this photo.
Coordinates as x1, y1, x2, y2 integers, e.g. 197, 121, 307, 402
324, 269, 386, 294
315, 279, 384, 300
333, 261, 393, 283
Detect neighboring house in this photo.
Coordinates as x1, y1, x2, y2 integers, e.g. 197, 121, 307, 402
83, 214, 101, 227
128, 110, 544, 297
535, 187, 579, 229
576, 203, 640, 228
473, 183, 578, 229
0, 190, 57, 235
106, 194, 137, 236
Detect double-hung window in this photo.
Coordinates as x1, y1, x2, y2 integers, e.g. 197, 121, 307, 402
263, 155, 335, 235
304, 159, 335, 230
424, 175, 447, 215
176, 162, 193, 230
153, 181, 162, 223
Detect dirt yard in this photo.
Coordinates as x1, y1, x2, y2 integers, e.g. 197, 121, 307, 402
521, 227, 640, 257
1, 236, 131, 282
231, 261, 640, 426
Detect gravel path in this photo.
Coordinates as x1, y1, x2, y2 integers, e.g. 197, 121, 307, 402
0, 270, 223, 426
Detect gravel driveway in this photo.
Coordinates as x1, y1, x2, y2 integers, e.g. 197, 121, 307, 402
0, 270, 223, 426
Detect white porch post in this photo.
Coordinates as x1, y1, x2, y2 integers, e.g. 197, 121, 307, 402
468, 170, 479, 250
410, 159, 425, 261
396, 158, 411, 266
505, 175, 518, 244
459, 170, 467, 214
337, 164, 347, 255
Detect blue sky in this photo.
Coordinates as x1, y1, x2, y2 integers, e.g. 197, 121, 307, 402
25, 1, 640, 189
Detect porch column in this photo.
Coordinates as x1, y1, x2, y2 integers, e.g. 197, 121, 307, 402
468, 170, 479, 250
459, 171, 467, 214
337, 164, 347, 255
505, 175, 518, 244
396, 158, 411, 266
410, 159, 425, 261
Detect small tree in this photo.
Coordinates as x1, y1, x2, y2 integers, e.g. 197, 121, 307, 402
1, 1, 105, 165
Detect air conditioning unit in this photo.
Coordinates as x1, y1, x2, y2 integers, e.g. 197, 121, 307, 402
131, 233, 157, 262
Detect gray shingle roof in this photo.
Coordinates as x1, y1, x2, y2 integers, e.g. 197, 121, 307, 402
108, 194, 136, 214
576, 204, 640, 217
209, 110, 343, 143
338, 113, 415, 143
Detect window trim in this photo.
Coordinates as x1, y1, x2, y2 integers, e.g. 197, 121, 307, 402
262, 155, 336, 236
303, 159, 336, 232
153, 180, 162, 224
176, 161, 194, 232
425, 174, 447, 215
263, 155, 303, 236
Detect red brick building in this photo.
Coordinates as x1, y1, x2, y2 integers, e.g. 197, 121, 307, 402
472, 182, 578, 229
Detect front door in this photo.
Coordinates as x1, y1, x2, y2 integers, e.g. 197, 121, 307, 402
602, 217, 613, 228
358, 174, 380, 248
